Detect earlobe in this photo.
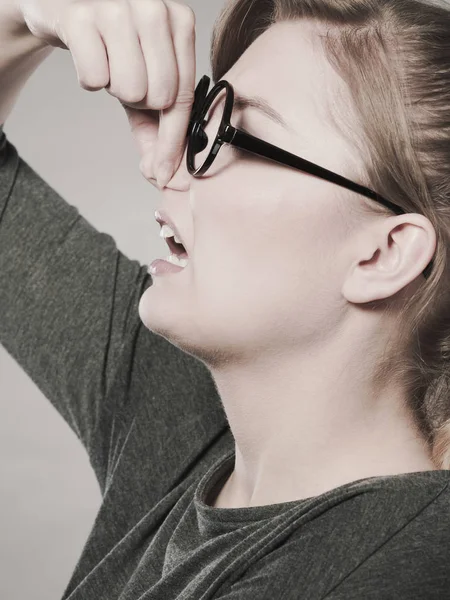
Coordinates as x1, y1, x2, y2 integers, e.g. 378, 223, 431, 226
341, 254, 399, 304
341, 265, 401, 304
341, 214, 436, 304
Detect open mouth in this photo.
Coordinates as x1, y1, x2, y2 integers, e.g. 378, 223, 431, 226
165, 235, 188, 259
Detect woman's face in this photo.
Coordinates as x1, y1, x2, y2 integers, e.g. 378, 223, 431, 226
139, 19, 367, 365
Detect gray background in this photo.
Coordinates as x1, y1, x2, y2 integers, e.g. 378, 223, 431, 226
0, 2, 221, 598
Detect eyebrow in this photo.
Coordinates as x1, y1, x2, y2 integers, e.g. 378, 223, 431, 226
233, 93, 291, 132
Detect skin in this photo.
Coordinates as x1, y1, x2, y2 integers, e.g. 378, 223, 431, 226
139, 20, 438, 508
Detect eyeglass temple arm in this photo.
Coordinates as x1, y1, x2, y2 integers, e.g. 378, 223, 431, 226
229, 128, 434, 278
228, 128, 403, 216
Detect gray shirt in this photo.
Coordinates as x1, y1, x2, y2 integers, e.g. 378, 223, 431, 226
1, 124, 450, 599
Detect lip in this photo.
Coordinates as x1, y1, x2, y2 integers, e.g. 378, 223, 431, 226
155, 208, 188, 255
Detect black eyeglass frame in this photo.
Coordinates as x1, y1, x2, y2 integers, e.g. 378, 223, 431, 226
186, 75, 433, 279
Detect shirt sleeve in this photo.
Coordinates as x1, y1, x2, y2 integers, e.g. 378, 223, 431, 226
0, 124, 224, 495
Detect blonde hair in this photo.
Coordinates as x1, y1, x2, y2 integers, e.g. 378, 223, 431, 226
210, 0, 450, 469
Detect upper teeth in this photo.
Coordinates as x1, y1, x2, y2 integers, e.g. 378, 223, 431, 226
160, 224, 183, 245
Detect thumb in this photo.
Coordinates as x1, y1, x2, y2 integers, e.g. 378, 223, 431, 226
121, 103, 160, 175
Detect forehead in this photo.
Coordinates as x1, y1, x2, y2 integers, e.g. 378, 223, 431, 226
227, 21, 339, 126
224, 19, 361, 172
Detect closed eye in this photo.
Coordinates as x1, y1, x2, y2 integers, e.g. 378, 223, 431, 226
229, 144, 249, 158
229, 125, 261, 160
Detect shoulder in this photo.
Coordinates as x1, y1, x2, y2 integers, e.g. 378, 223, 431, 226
323, 477, 450, 599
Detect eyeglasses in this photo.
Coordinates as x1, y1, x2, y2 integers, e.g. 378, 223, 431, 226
186, 75, 433, 279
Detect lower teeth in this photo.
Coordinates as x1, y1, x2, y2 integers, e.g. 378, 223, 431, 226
166, 254, 189, 267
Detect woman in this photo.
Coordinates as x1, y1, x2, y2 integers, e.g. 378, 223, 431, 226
0, 0, 449, 598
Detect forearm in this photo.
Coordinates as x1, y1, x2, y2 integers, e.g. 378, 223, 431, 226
0, 3, 54, 124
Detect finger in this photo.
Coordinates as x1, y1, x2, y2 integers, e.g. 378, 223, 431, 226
62, 5, 109, 90
122, 104, 160, 152
121, 104, 160, 179
130, 0, 178, 109
97, 1, 148, 104
154, 2, 197, 183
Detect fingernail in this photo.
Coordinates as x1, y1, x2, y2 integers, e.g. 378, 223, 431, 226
157, 161, 173, 189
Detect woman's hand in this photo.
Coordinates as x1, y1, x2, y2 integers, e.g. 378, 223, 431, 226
18, 0, 197, 186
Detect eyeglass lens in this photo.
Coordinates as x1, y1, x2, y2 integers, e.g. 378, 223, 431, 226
189, 84, 227, 172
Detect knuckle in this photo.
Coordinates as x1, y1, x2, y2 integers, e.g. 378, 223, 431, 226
119, 88, 147, 104
105, 85, 144, 104
150, 92, 174, 109
176, 4, 196, 27
150, 79, 177, 108
175, 88, 195, 107
96, 0, 129, 23
65, 0, 94, 22
79, 77, 108, 91
132, 0, 168, 21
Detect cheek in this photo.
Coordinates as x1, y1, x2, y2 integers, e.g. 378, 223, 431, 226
191, 203, 315, 314
191, 161, 344, 299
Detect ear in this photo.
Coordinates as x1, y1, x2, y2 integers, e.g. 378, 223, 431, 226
341, 214, 436, 303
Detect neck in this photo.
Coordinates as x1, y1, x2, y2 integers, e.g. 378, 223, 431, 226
209, 341, 435, 509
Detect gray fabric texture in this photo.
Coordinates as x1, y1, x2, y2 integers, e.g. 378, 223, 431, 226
1, 124, 450, 599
